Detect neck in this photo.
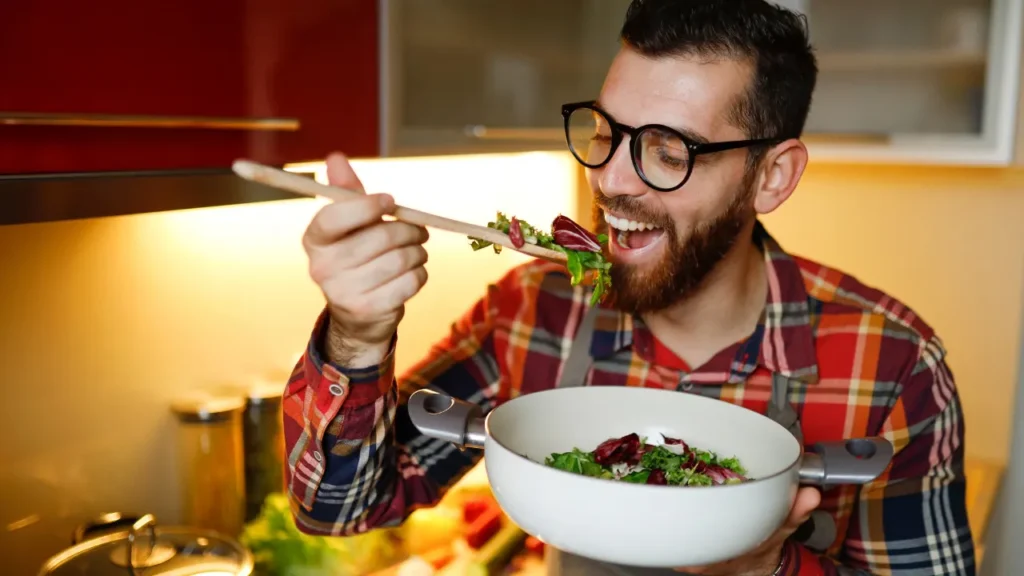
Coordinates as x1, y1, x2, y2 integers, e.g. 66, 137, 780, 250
640, 221, 768, 369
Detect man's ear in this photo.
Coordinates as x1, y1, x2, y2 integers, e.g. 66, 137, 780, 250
752, 139, 808, 215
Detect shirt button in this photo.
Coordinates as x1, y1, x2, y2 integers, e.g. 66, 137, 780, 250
328, 383, 346, 396
313, 451, 323, 462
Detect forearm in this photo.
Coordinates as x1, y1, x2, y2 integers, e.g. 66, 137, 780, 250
286, 294, 504, 535
283, 310, 406, 535
287, 383, 445, 535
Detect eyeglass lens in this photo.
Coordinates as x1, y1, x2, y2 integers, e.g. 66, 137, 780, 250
566, 106, 691, 190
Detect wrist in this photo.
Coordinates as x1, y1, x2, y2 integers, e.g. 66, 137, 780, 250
325, 315, 394, 368
769, 540, 794, 576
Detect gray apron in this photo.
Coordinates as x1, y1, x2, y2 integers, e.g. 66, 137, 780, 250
544, 305, 834, 575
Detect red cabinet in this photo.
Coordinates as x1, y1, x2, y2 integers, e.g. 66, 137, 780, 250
0, 0, 379, 175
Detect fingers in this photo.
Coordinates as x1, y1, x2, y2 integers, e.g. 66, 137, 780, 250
305, 152, 431, 352
304, 193, 396, 247
309, 218, 428, 289
328, 266, 429, 321
787, 487, 822, 527
369, 266, 430, 313
326, 151, 366, 193
350, 244, 429, 294
673, 488, 823, 576
318, 241, 427, 309
335, 221, 429, 268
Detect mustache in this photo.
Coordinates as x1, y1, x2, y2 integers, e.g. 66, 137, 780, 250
593, 191, 673, 229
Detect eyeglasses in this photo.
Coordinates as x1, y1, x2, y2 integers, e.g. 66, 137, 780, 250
561, 100, 787, 192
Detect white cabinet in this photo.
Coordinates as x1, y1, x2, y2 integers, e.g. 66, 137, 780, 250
798, 0, 1023, 165
380, 0, 1023, 165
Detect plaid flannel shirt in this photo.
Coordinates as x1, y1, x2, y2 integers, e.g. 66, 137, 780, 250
281, 222, 975, 575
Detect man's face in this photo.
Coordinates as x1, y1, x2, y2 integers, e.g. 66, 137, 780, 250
588, 47, 760, 314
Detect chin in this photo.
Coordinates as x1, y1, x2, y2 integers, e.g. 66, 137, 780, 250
611, 261, 661, 287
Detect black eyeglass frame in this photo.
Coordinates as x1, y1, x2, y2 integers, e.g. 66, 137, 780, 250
561, 100, 791, 192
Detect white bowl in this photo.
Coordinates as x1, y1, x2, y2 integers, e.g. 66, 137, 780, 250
408, 386, 891, 568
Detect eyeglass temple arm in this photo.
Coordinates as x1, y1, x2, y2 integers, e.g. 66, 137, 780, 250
695, 137, 793, 155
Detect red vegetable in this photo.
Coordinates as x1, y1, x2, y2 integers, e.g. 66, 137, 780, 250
690, 458, 708, 475
704, 466, 725, 484
551, 215, 602, 253
593, 433, 643, 466
525, 536, 545, 554
662, 436, 690, 452
708, 464, 745, 483
646, 469, 668, 485
509, 217, 525, 249
465, 505, 503, 549
462, 496, 493, 524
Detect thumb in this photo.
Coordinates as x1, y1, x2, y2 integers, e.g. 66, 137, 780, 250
788, 486, 821, 526
325, 151, 366, 193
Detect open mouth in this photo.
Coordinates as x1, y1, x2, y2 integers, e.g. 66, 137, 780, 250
604, 211, 667, 255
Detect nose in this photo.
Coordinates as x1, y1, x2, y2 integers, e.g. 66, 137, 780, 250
595, 137, 648, 199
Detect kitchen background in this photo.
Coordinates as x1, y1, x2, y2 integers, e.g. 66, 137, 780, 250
2, 0, 1024, 574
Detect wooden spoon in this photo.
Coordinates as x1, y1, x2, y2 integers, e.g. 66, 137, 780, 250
231, 159, 567, 264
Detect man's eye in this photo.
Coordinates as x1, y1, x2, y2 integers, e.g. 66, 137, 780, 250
656, 148, 688, 170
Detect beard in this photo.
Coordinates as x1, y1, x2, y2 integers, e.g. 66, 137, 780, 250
592, 177, 757, 314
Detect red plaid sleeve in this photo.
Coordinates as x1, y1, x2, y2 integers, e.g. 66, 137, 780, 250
780, 338, 975, 575
280, 262, 559, 536
280, 309, 398, 531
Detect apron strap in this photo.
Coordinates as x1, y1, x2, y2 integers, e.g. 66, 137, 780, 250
766, 372, 805, 446
766, 372, 837, 553
557, 304, 602, 389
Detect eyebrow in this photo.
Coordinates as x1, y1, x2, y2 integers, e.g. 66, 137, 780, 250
593, 99, 711, 145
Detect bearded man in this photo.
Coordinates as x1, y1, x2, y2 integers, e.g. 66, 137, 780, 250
282, 1, 975, 574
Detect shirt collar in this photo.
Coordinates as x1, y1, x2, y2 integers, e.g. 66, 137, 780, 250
589, 221, 820, 384
754, 221, 819, 384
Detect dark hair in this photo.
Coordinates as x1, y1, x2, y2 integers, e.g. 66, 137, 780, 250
620, 0, 817, 157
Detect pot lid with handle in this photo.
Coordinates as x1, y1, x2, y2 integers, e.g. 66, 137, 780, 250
38, 514, 254, 576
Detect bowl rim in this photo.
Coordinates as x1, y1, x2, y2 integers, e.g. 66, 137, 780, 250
483, 386, 804, 492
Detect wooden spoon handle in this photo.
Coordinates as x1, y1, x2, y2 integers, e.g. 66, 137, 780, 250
231, 159, 567, 264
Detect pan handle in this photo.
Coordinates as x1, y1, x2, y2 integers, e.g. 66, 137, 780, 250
791, 438, 893, 552
798, 438, 894, 486
407, 389, 488, 449
72, 512, 141, 544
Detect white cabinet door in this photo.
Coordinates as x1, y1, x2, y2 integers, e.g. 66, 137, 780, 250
380, 0, 1022, 165
800, 0, 1022, 165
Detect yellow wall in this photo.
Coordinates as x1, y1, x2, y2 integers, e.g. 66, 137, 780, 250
0, 151, 1021, 572
760, 163, 1024, 464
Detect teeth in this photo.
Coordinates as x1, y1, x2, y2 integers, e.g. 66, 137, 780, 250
604, 212, 660, 233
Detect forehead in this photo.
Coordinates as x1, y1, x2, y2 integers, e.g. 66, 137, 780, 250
597, 47, 752, 138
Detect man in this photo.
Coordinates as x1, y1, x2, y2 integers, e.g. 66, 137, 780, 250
283, 0, 975, 574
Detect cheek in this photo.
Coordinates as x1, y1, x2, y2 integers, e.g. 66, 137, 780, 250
665, 167, 749, 230
585, 167, 599, 193
662, 182, 722, 234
